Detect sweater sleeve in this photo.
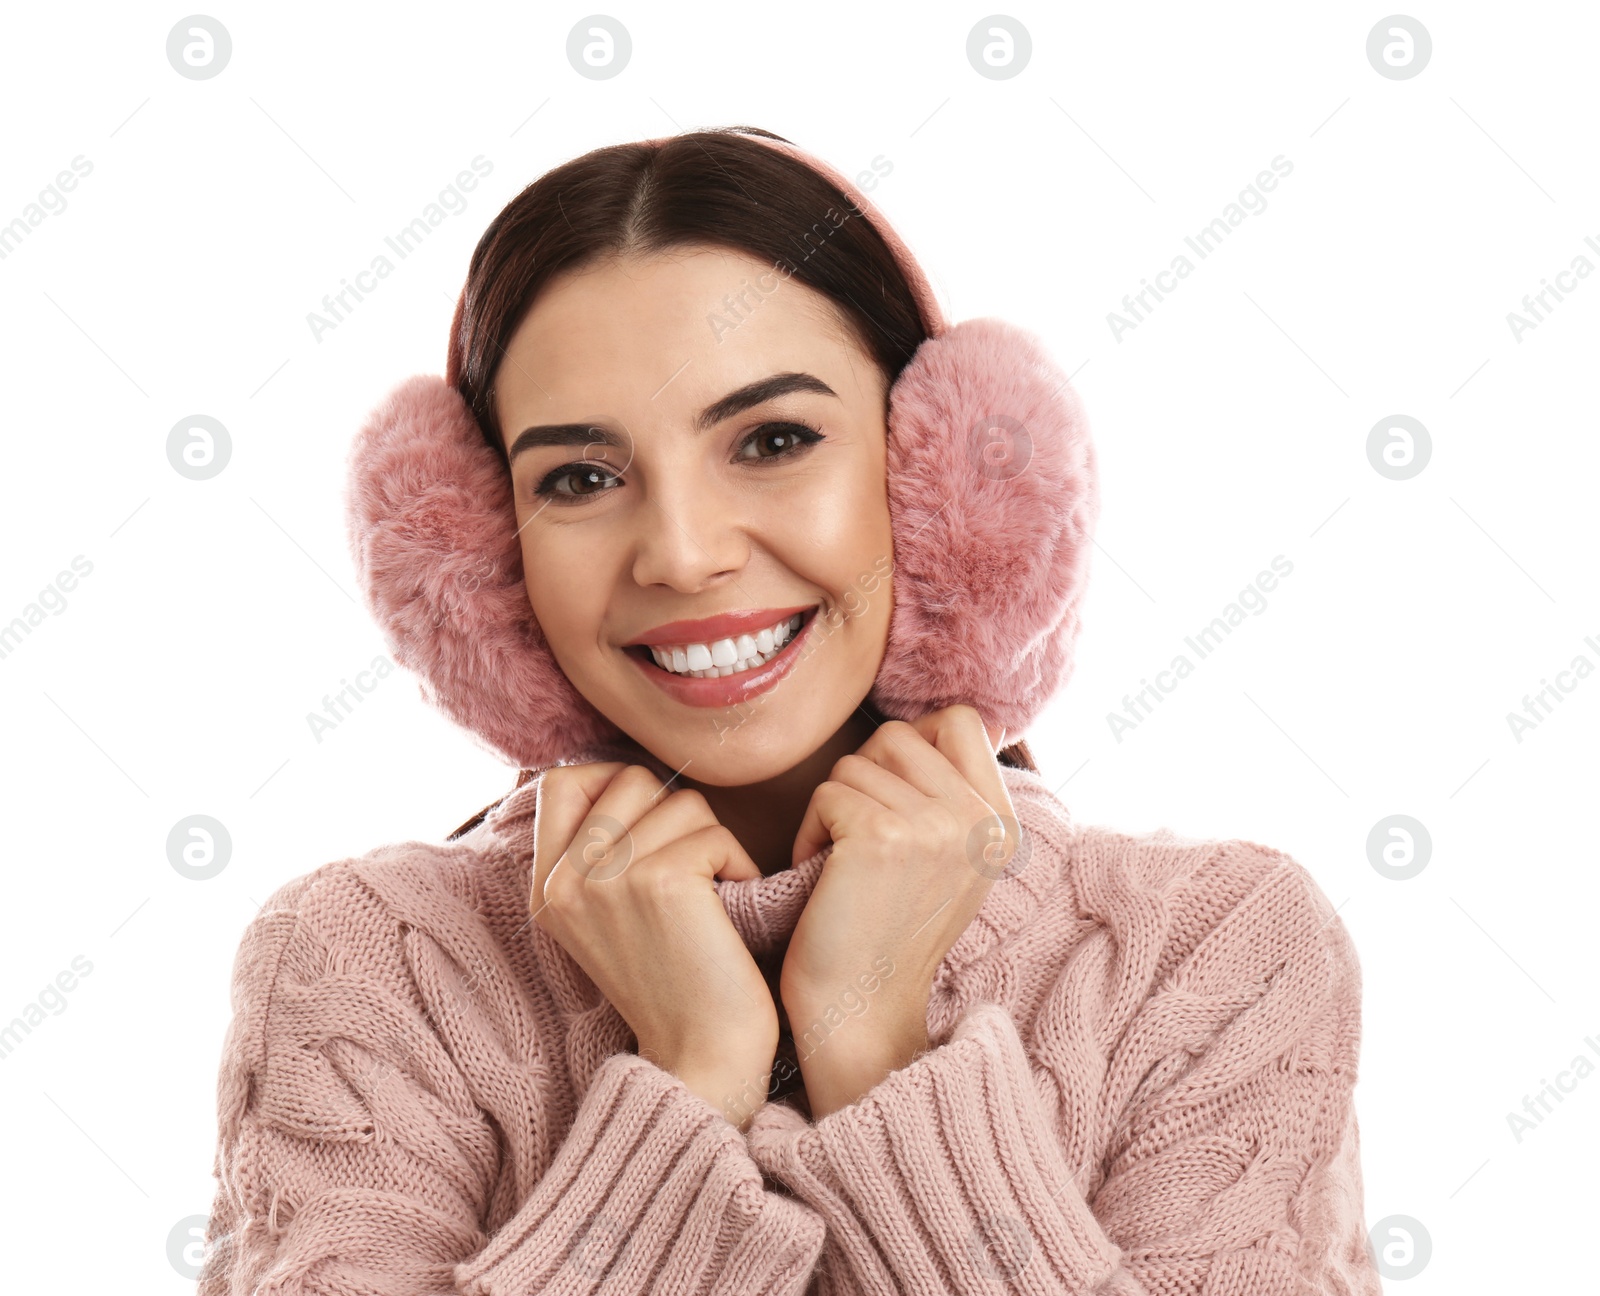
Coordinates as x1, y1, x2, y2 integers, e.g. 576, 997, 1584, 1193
744, 845, 1380, 1296
198, 867, 825, 1296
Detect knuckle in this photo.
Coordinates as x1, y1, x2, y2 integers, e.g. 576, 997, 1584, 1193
667, 786, 711, 817
616, 763, 660, 791
873, 814, 914, 851
669, 784, 707, 806
539, 869, 575, 915
621, 764, 676, 807
633, 857, 680, 904
833, 752, 872, 778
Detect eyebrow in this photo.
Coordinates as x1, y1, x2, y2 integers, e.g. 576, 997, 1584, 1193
506, 371, 839, 464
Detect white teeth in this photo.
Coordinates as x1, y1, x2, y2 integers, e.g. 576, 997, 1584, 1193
644, 612, 807, 678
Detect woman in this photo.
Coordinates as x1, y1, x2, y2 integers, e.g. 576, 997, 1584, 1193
200, 126, 1380, 1295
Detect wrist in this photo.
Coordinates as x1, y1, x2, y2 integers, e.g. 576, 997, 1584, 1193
790, 1011, 931, 1119
648, 1034, 778, 1129
675, 1058, 774, 1130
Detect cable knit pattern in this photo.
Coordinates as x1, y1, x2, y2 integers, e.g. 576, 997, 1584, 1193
198, 763, 1379, 1295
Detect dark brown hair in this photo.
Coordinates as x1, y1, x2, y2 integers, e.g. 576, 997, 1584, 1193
443, 124, 1037, 787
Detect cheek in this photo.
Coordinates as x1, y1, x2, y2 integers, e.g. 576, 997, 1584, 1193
784, 470, 893, 643
521, 542, 603, 650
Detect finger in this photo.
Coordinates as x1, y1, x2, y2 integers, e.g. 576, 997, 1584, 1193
856, 715, 969, 802
826, 749, 923, 820
551, 763, 682, 889
905, 706, 1015, 821
618, 787, 756, 880
791, 778, 883, 868
531, 762, 629, 905
654, 821, 763, 884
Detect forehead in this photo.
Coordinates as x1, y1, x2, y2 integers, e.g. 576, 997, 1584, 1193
494, 246, 870, 422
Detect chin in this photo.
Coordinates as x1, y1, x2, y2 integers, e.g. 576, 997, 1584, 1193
647, 725, 822, 788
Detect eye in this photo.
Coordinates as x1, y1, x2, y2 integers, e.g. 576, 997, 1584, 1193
733, 421, 825, 462
532, 458, 620, 502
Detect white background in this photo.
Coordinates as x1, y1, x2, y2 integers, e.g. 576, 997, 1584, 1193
1, 1, 1594, 1290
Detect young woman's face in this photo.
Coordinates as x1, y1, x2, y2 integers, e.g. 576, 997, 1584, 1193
493, 245, 896, 785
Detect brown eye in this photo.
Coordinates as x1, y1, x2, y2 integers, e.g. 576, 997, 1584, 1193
736, 421, 825, 462
533, 461, 621, 500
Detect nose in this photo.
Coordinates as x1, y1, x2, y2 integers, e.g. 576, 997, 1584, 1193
628, 479, 752, 592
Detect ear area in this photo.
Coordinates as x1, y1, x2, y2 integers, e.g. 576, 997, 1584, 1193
869, 317, 1100, 741
343, 374, 623, 769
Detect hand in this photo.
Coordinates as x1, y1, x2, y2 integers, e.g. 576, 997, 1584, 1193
530, 762, 779, 1128
779, 705, 1018, 1117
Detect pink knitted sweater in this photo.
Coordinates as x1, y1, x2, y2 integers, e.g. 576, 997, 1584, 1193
199, 762, 1380, 1295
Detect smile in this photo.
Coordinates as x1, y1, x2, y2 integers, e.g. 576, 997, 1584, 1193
644, 610, 807, 677
623, 606, 820, 708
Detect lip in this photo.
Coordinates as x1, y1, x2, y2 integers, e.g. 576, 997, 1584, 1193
622, 603, 819, 649
625, 606, 820, 708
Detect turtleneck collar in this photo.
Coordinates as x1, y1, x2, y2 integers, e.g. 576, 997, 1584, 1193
712, 843, 833, 956
487, 754, 1072, 988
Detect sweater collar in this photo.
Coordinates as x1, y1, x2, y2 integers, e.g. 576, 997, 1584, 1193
488, 757, 1071, 980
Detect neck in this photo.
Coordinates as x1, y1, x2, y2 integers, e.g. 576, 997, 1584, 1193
678, 705, 883, 877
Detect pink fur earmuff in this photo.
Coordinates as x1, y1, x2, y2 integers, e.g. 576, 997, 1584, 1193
343, 133, 1099, 771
